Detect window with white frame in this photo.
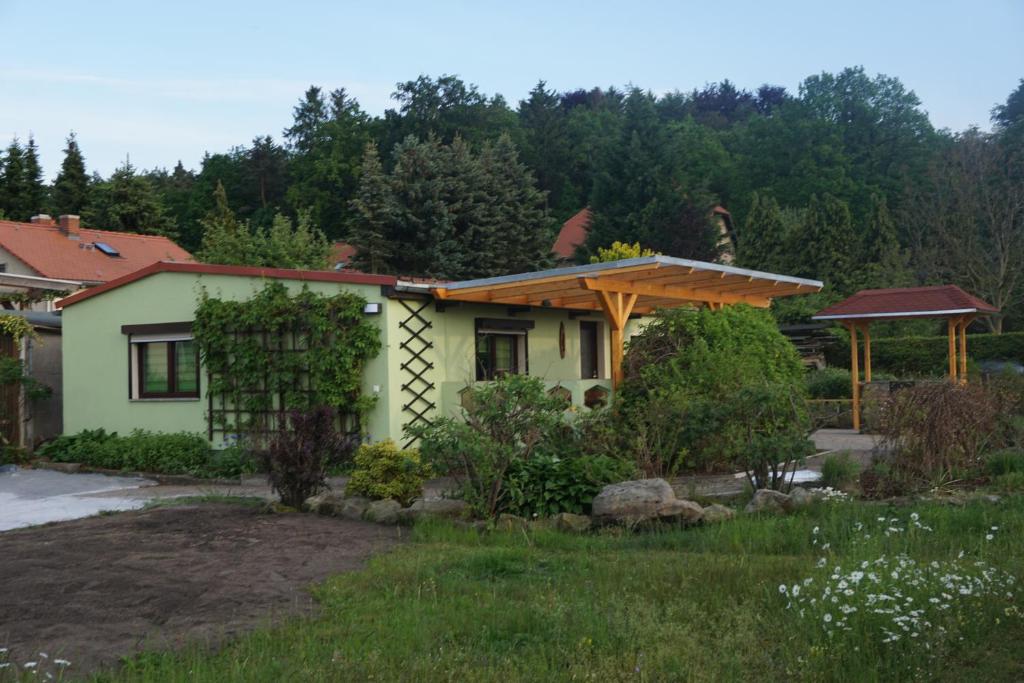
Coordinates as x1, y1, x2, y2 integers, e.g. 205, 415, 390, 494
475, 318, 532, 381
123, 323, 199, 399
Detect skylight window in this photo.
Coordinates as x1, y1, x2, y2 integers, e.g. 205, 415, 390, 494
94, 242, 120, 257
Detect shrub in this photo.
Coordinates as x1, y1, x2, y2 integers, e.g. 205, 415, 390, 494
994, 471, 1024, 492
806, 367, 852, 399
504, 454, 636, 517
877, 382, 1008, 490
825, 330, 1024, 377
985, 448, 1024, 477
39, 429, 212, 475
411, 374, 581, 518
346, 439, 430, 506
820, 451, 859, 489
619, 305, 811, 479
203, 445, 257, 478
256, 406, 355, 508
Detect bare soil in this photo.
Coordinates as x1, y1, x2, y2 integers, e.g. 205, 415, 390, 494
0, 503, 401, 676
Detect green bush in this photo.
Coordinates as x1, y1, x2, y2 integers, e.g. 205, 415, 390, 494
993, 471, 1024, 493
806, 367, 852, 399
986, 448, 1024, 477
820, 451, 859, 489
504, 454, 636, 518
410, 374, 628, 518
825, 330, 1024, 377
618, 305, 812, 483
346, 439, 430, 506
38, 428, 243, 477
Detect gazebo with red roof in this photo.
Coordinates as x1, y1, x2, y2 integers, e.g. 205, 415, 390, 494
812, 285, 999, 431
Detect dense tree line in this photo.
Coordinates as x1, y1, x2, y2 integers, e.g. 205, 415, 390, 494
1, 69, 1021, 328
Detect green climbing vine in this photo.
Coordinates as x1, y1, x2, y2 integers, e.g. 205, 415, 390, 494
0, 314, 35, 342
193, 281, 382, 437
0, 313, 50, 406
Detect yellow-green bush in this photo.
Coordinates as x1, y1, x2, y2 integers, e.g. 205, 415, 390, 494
346, 440, 430, 506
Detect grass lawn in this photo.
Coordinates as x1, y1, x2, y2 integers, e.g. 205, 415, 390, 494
93, 497, 1024, 682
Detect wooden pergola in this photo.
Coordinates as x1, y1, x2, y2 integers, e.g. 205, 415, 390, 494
433, 256, 823, 387
812, 285, 999, 431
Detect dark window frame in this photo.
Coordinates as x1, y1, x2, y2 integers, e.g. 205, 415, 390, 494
475, 331, 529, 381
580, 320, 600, 379
136, 339, 200, 399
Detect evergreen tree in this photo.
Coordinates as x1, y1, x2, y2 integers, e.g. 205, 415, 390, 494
858, 193, 912, 289
517, 81, 574, 218
261, 210, 330, 270
283, 86, 330, 154
737, 192, 788, 271
796, 194, 857, 293
84, 158, 177, 235
348, 143, 396, 274
0, 138, 28, 220
53, 132, 90, 216
197, 181, 257, 265
23, 135, 46, 217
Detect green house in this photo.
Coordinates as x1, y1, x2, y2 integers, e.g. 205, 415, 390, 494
57, 257, 821, 446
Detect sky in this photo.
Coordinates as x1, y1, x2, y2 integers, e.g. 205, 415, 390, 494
1, 0, 1021, 181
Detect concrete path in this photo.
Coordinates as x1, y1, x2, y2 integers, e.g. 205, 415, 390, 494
811, 428, 878, 454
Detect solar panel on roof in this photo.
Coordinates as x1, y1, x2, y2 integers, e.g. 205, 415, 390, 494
93, 242, 120, 257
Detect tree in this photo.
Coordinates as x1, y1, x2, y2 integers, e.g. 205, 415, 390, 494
283, 86, 330, 154
52, 132, 90, 216
737, 192, 789, 271
196, 181, 256, 265
795, 194, 858, 293
517, 81, 575, 218
23, 135, 45, 217
992, 79, 1024, 131
908, 129, 1024, 332
348, 144, 396, 274
0, 138, 28, 220
590, 241, 656, 263
260, 210, 330, 270
858, 193, 912, 289
84, 159, 177, 235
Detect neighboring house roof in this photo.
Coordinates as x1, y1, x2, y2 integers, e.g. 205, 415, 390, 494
813, 285, 999, 321
57, 261, 398, 309
330, 241, 357, 268
0, 219, 191, 284
552, 208, 592, 260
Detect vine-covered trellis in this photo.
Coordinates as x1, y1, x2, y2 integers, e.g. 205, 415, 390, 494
193, 281, 382, 444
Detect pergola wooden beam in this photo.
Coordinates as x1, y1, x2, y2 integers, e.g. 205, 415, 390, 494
577, 276, 771, 308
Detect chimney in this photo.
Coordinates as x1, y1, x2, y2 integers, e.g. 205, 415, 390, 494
30, 214, 55, 226
58, 214, 81, 240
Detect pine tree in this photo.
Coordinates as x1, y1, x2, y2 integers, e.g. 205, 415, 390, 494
798, 193, 857, 293
859, 193, 912, 288
84, 159, 177, 235
23, 135, 46, 217
737, 192, 788, 270
348, 143, 397, 274
518, 81, 575, 217
197, 182, 257, 265
262, 210, 330, 270
283, 86, 329, 154
0, 138, 28, 220
53, 132, 90, 216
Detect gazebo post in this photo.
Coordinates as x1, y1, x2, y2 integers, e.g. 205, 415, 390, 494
958, 317, 969, 384
594, 290, 638, 390
947, 318, 957, 382
848, 322, 861, 431
862, 322, 872, 383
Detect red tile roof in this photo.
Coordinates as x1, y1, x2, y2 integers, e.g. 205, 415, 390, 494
813, 285, 999, 320
552, 208, 592, 259
330, 241, 357, 266
0, 219, 191, 283
57, 261, 398, 309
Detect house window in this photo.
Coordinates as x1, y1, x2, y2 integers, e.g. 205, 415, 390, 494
136, 340, 199, 398
475, 318, 532, 381
580, 321, 599, 379
122, 323, 199, 400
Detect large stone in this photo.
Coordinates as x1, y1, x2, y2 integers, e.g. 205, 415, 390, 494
702, 503, 736, 524
744, 489, 792, 514
788, 486, 815, 508
552, 512, 591, 533
397, 498, 470, 524
305, 491, 347, 515
495, 513, 529, 532
591, 478, 702, 526
364, 499, 402, 525
336, 496, 372, 521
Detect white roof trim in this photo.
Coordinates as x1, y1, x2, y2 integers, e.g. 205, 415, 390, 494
437, 255, 824, 292
812, 308, 980, 321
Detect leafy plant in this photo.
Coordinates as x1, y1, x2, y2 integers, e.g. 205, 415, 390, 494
346, 439, 431, 506
993, 471, 1024, 492
39, 429, 213, 475
409, 374, 571, 519
805, 367, 852, 400
504, 454, 636, 517
820, 451, 860, 489
986, 448, 1024, 477
256, 406, 356, 509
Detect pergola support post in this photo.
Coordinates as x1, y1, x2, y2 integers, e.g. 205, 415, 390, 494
594, 290, 638, 389
948, 319, 958, 382
958, 317, 968, 384
848, 322, 861, 432
861, 323, 872, 383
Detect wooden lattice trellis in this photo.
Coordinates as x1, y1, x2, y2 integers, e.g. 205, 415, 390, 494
398, 298, 436, 447
206, 326, 358, 447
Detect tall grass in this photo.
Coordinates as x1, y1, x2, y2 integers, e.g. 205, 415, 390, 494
57, 499, 1024, 681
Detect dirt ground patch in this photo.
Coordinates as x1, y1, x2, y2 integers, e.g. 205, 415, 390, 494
0, 503, 401, 676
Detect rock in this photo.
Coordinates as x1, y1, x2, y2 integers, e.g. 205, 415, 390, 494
397, 498, 470, 524
495, 513, 529, 532
364, 499, 402, 525
659, 498, 704, 524
552, 512, 591, 533
701, 503, 735, 524
305, 491, 347, 515
591, 478, 703, 526
35, 461, 80, 474
337, 496, 373, 521
744, 489, 792, 514
0, 463, 18, 474
788, 486, 814, 508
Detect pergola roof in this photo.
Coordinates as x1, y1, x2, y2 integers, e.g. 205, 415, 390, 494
812, 285, 998, 321
433, 255, 823, 313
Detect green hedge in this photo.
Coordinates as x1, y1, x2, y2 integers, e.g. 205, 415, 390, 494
37, 429, 255, 478
824, 331, 1024, 377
